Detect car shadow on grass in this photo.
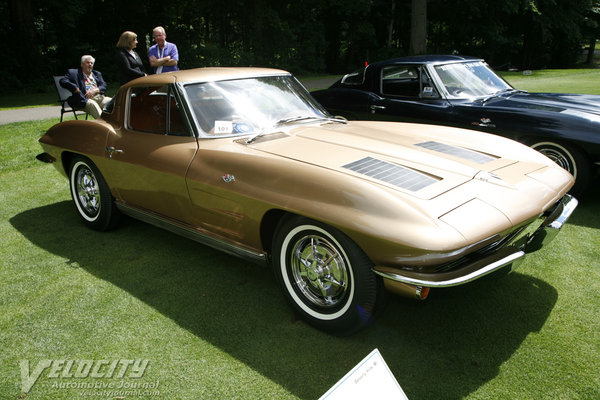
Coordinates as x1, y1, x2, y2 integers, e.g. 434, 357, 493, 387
11, 201, 558, 400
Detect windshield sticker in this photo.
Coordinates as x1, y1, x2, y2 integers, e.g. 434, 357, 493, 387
214, 121, 233, 134
423, 87, 433, 93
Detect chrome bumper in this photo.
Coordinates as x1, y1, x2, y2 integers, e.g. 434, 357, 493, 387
374, 194, 578, 289
524, 194, 578, 253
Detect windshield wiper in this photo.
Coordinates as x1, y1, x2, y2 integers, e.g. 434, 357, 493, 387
246, 116, 347, 144
245, 129, 267, 144
481, 88, 528, 104
275, 116, 320, 125
480, 90, 506, 104
507, 89, 528, 95
279, 115, 348, 125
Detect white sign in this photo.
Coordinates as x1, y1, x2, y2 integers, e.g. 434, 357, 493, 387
214, 120, 233, 134
319, 348, 409, 400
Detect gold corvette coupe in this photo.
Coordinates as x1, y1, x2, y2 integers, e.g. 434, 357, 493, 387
37, 68, 577, 334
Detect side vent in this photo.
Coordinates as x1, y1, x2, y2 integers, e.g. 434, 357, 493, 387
415, 141, 496, 164
343, 157, 439, 191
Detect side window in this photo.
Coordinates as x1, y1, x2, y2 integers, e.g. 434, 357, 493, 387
128, 85, 189, 136
381, 65, 439, 99
381, 66, 420, 97
340, 67, 366, 85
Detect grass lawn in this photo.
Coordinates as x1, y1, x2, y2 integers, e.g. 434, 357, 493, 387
500, 69, 600, 94
1, 77, 600, 398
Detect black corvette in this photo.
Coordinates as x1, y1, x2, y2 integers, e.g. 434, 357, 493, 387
312, 55, 600, 195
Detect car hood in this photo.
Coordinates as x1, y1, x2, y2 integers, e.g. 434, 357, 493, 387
482, 92, 600, 121
241, 121, 572, 234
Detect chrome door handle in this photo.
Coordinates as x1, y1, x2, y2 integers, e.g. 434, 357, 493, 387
370, 105, 386, 114
105, 146, 123, 158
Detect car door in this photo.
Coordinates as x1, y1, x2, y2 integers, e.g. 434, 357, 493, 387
104, 84, 198, 223
369, 64, 454, 124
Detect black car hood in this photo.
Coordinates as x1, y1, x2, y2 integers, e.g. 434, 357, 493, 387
481, 92, 600, 118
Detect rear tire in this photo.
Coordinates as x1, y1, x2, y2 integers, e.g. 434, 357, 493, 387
272, 215, 379, 335
69, 156, 119, 231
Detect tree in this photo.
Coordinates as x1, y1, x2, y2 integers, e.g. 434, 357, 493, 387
410, 0, 427, 54
583, 1, 600, 64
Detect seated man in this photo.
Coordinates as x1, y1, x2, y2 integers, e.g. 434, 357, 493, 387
60, 55, 111, 119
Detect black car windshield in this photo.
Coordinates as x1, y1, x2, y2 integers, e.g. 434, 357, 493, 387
434, 61, 513, 99
183, 75, 329, 137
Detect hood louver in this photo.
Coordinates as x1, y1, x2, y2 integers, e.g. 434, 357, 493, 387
415, 141, 496, 164
343, 157, 439, 192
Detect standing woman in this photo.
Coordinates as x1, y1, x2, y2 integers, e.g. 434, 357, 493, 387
115, 31, 147, 85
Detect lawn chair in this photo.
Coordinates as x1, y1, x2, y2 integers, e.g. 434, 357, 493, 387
53, 76, 88, 122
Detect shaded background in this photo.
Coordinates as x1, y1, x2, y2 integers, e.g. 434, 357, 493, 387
2, 0, 599, 92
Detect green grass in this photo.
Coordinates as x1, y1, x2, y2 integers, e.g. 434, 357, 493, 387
499, 69, 600, 94
1, 81, 600, 398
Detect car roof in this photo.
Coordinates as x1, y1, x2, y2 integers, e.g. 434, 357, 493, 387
369, 55, 482, 67
122, 67, 291, 88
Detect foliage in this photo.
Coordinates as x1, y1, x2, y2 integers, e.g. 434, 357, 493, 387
1, 0, 599, 93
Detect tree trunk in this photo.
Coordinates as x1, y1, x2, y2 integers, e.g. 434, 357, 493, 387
387, 0, 396, 48
586, 39, 597, 64
410, 0, 427, 55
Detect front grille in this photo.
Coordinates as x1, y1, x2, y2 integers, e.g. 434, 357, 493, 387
434, 225, 528, 273
343, 156, 439, 191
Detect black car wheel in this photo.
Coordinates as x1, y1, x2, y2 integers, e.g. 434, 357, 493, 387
530, 141, 590, 196
273, 215, 379, 335
69, 156, 119, 231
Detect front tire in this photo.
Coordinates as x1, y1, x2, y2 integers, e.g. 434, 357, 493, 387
273, 216, 379, 335
530, 141, 590, 196
69, 156, 119, 231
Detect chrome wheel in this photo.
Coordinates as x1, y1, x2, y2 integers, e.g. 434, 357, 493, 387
529, 140, 590, 196
273, 216, 379, 334
69, 156, 119, 231
74, 164, 101, 219
531, 141, 577, 178
290, 234, 349, 308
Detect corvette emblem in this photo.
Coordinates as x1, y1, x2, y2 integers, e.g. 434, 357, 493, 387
222, 174, 235, 183
475, 171, 501, 182
474, 170, 513, 188
472, 117, 496, 128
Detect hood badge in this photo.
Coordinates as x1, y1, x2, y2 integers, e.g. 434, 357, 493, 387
475, 171, 513, 188
222, 174, 236, 183
472, 117, 496, 128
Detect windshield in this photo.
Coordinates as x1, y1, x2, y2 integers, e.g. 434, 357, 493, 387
434, 61, 512, 99
183, 75, 329, 137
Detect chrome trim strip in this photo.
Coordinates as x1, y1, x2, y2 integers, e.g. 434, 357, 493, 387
373, 250, 525, 288
116, 203, 268, 265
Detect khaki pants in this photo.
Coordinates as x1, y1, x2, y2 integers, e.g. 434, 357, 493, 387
85, 94, 111, 119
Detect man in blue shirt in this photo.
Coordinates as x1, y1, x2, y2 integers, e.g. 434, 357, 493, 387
148, 26, 179, 74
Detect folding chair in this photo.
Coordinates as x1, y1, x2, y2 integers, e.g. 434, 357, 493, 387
53, 76, 88, 122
